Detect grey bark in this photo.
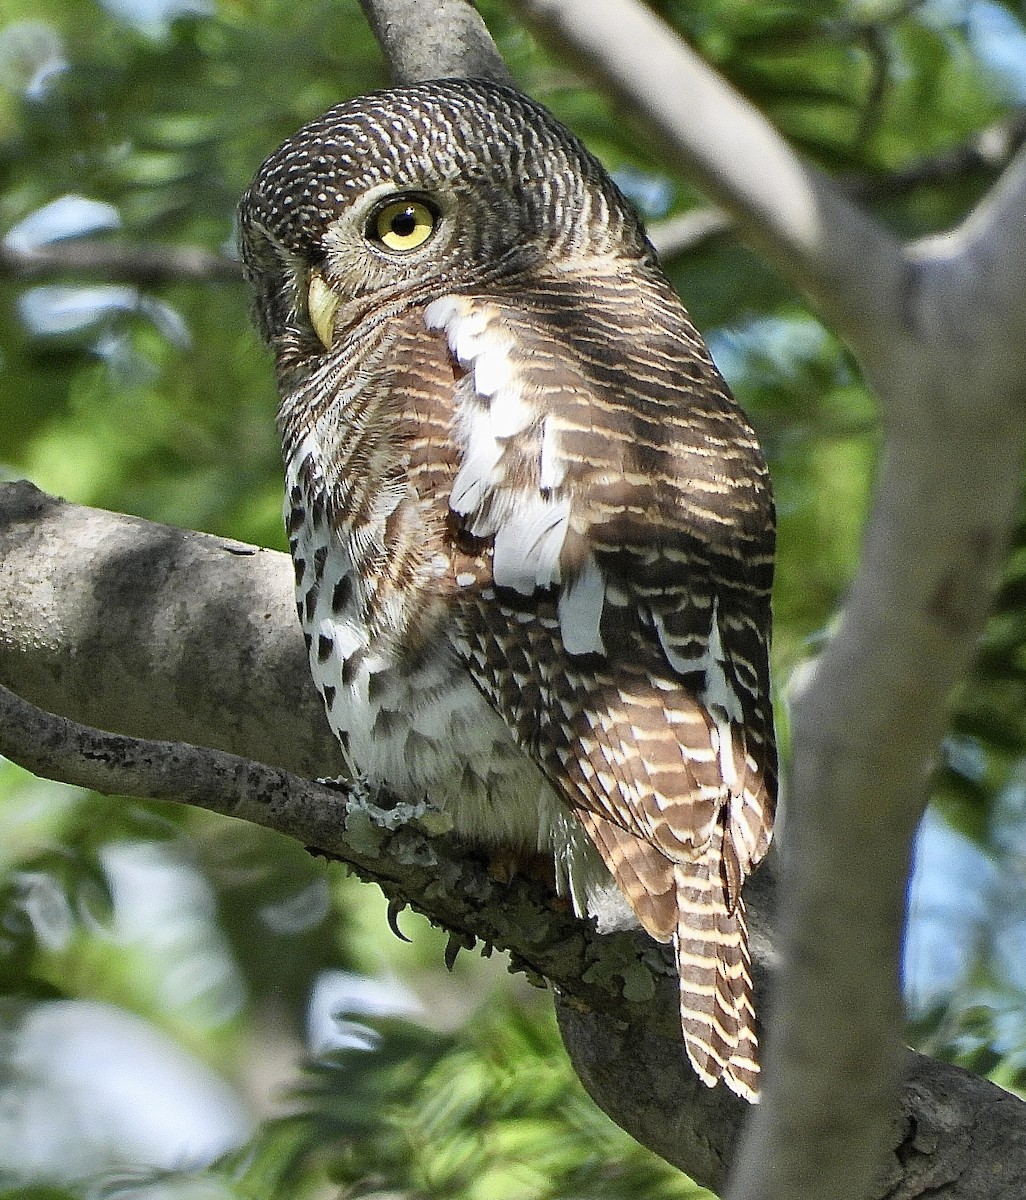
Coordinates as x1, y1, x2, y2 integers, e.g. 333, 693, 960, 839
0, 480, 340, 778
356, 0, 513, 86
558, 1004, 1026, 1199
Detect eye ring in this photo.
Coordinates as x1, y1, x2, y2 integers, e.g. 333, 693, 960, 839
367, 195, 439, 253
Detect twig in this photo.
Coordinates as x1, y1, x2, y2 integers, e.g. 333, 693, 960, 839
646, 207, 732, 259
845, 111, 1026, 200
0, 240, 243, 285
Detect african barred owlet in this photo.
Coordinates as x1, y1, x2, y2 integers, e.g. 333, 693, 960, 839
239, 78, 776, 1100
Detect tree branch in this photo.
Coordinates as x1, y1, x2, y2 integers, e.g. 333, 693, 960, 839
357, 0, 513, 86
0, 240, 243, 285
505, 0, 904, 358
0, 480, 339, 778
646, 207, 732, 260
0, 675, 681, 1036
924, 142, 1026, 355
4, 481, 1026, 1198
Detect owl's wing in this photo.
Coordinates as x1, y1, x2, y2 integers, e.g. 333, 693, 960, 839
425, 279, 775, 1099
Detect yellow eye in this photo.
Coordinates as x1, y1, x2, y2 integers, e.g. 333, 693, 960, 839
369, 197, 438, 252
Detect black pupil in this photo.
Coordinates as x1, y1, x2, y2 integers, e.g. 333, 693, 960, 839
391, 206, 418, 238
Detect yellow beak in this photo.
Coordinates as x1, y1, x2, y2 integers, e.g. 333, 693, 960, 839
307, 271, 341, 349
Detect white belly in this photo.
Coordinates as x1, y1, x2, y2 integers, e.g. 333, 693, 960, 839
286, 471, 630, 929
290, 503, 555, 852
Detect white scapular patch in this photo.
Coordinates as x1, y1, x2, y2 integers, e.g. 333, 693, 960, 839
539, 416, 567, 490
558, 553, 606, 655
703, 605, 743, 723
425, 295, 573, 597
655, 600, 743, 789
492, 493, 571, 593
449, 396, 503, 516
424, 296, 490, 364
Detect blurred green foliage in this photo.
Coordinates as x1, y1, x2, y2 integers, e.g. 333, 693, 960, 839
229, 1007, 706, 1199
2, 0, 1026, 1193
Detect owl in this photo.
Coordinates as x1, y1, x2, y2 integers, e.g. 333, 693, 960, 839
239, 78, 776, 1101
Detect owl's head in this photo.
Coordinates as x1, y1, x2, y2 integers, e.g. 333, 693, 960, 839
238, 79, 649, 356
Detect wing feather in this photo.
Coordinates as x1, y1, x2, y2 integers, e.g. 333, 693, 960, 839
426, 270, 775, 1099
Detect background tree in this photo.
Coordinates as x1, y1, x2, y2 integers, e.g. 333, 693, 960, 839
3, 2, 1026, 1198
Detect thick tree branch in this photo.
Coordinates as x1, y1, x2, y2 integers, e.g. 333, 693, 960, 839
557, 1008, 1026, 1200
729, 186, 1026, 1200
3, 482, 1026, 1198
652, 115, 1026, 264
0, 480, 340, 778
742, 116, 1026, 1200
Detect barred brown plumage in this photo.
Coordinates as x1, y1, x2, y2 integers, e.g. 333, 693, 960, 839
239, 77, 776, 1100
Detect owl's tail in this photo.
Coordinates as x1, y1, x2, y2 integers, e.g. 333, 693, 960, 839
672, 849, 760, 1102
575, 808, 760, 1100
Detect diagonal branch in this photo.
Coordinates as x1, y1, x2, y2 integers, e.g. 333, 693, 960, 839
0, 677, 679, 1035
505, 0, 904, 358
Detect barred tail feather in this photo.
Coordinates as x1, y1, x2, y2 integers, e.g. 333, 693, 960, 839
575, 808, 677, 941
672, 854, 759, 1101
576, 809, 760, 1099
